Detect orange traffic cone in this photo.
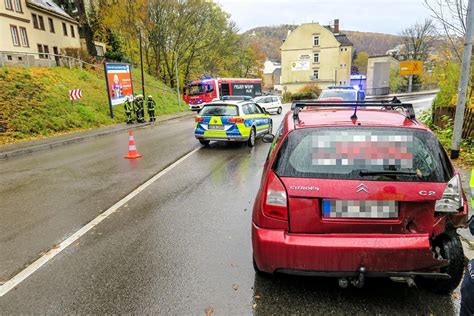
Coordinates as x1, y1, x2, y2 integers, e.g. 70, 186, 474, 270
124, 130, 142, 159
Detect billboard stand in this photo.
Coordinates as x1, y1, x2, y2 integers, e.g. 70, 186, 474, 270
104, 63, 134, 119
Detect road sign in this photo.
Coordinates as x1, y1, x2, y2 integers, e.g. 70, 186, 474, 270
69, 89, 82, 100
400, 60, 423, 76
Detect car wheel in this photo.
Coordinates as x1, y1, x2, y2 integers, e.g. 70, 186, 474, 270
423, 234, 464, 294
277, 106, 282, 114
248, 127, 256, 147
199, 139, 210, 146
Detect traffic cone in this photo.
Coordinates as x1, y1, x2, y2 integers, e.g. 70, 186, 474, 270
124, 130, 142, 159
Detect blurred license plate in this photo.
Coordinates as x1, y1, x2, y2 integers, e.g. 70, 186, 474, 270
322, 200, 398, 218
208, 125, 224, 130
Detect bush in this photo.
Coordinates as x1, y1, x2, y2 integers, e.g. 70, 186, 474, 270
282, 91, 292, 103
291, 91, 316, 101
298, 83, 321, 97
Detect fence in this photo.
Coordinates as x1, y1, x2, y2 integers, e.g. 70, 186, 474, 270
434, 106, 474, 140
0, 51, 102, 70
366, 84, 439, 96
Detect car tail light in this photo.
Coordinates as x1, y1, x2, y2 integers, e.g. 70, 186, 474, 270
195, 116, 204, 122
263, 171, 288, 221
228, 117, 244, 123
435, 175, 463, 213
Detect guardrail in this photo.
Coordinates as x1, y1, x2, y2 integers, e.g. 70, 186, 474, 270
0, 50, 102, 70
366, 84, 438, 96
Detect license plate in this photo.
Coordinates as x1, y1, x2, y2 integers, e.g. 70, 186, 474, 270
322, 200, 398, 218
208, 125, 224, 130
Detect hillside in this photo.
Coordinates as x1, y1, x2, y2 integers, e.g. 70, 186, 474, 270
243, 25, 402, 61
0, 66, 183, 144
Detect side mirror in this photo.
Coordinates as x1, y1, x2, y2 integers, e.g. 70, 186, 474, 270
262, 134, 274, 143
469, 216, 474, 235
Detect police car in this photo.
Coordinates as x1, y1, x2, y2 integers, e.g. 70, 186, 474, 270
194, 99, 272, 147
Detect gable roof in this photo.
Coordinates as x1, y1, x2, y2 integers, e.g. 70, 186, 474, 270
26, 0, 77, 23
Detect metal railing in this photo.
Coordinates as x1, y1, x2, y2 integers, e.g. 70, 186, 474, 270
366, 84, 439, 96
0, 50, 102, 70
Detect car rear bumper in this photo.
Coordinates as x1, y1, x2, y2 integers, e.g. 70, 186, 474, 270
252, 223, 446, 274
195, 135, 248, 142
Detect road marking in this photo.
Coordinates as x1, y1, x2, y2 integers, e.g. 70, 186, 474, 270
0, 147, 201, 297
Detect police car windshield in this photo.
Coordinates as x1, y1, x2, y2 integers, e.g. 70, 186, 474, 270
319, 90, 356, 101
200, 104, 238, 116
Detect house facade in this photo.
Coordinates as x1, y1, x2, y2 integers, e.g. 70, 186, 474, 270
1, 0, 80, 63
280, 19, 353, 93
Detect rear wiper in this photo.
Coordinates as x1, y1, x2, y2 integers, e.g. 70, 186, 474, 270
359, 170, 418, 177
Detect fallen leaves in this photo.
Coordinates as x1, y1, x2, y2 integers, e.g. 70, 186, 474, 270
232, 283, 239, 291
204, 305, 213, 316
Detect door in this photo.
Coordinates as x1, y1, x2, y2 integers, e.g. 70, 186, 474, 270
221, 83, 230, 96
53, 46, 59, 66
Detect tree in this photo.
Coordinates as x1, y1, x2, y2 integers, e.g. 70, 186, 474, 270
400, 19, 436, 61
353, 51, 369, 74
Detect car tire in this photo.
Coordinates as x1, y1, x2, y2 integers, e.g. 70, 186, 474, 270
199, 139, 210, 146
277, 106, 282, 114
423, 234, 464, 294
248, 127, 256, 147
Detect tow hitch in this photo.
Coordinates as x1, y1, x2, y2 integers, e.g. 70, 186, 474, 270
338, 267, 366, 288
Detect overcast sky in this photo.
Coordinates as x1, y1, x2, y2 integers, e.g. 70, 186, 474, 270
216, 0, 432, 35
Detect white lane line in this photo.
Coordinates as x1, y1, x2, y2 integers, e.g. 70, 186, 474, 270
0, 147, 201, 297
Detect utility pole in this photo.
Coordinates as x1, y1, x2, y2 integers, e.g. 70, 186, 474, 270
175, 49, 181, 108
139, 27, 145, 97
451, 0, 474, 159
407, 75, 413, 93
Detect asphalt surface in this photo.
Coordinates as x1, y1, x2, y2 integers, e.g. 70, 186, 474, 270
0, 96, 471, 314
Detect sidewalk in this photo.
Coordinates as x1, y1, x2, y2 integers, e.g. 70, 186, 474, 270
0, 111, 195, 160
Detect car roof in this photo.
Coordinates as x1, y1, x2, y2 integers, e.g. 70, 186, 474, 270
284, 108, 429, 131
205, 100, 253, 108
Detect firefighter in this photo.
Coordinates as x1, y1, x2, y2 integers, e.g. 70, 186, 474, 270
147, 95, 156, 122
134, 95, 145, 123
124, 96, 134, 124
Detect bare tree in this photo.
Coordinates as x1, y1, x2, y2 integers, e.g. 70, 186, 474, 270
424, 0, 468, 61
400, 19, 436, 61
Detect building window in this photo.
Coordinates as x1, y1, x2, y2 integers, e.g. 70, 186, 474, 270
10, 25, 20, 46
70, 24, 75, 37
48, 18, 54, 33
32, 13, 38, 28
313, 69, 319, 79
62, 22, 67, 36
13, 0, 21, 12
5, 0, 13, 10
38, 15, 45, 30
19, 27, 28, 47
313, 53, 319, 63
37, 44, 49, 59
313, 35, 320, 46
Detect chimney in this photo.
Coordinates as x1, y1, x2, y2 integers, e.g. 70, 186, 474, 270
334, 19, 339, 33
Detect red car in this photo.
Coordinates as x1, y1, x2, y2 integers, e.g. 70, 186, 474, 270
252, 101, 469, 293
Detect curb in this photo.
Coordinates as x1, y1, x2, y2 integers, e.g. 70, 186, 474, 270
0, 112, 195, 160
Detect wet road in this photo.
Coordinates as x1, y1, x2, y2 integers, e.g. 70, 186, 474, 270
0, 98, 468, 314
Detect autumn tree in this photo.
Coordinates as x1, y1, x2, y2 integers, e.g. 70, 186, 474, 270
353, 51, 369, 74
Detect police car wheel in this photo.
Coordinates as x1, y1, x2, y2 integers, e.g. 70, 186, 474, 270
277, 106, 282, 114
199, 139, 210, 146
248, 127, 256, 147
422, 234, 464, 294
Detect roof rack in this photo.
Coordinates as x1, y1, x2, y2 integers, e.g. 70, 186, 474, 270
292, 100, 416, 125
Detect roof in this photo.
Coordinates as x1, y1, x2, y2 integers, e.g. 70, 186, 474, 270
334, 34, 353, 46
206, 100, 253, 107
285, 109, 426, 131
26, 0, 77, 23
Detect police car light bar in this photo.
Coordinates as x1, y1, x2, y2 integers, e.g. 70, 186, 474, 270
292, 100, 416, 123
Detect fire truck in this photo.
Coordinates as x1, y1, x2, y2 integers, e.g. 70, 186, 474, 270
183, 77, 263, 111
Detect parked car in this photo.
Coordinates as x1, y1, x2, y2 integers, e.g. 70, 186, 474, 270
319, 86, 365, 101
254, 95, 283, 114
252, 100, 468, 293
194, 100, 272, 147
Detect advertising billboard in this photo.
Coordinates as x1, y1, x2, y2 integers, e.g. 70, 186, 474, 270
104, 63, 134, 109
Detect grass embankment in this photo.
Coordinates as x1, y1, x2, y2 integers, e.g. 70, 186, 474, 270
0, 66, 185, 144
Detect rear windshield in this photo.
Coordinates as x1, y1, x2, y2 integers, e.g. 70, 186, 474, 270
319, 90, 357, 100
199, 104, 238, 116
273, 127, 452, 182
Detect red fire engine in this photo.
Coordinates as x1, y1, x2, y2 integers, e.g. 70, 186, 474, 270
183, 77, 263, 111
